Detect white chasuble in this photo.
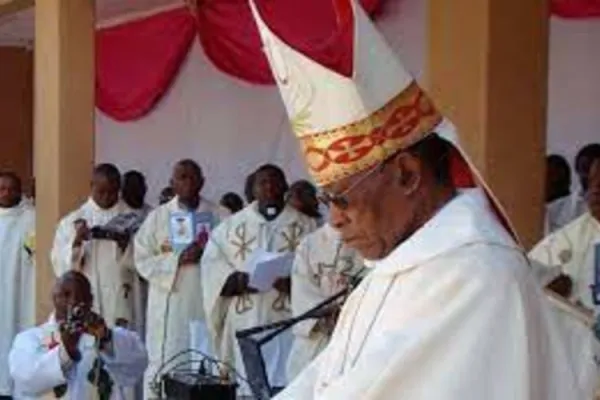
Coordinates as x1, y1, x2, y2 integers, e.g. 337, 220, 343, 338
134, 197, 228, 398
0, 203, 35, 396
201, 203, 317, 394
51, 199, 134, 326
276, 189, 598, 400
287, 224, 364, 380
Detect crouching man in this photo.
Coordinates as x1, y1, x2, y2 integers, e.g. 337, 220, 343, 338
9, 271, 147, 399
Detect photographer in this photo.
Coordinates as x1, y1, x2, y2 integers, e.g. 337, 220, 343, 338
51, 164, 134, 327
8, 271, 147, 399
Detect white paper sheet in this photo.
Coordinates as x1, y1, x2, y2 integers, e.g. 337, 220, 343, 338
242, 248, 294, 292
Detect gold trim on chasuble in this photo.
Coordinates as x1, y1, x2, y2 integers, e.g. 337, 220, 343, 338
279, 222, 305, 252
231, 223, 257, 262
299, 82, 442, 186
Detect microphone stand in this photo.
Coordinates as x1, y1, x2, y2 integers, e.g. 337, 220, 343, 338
236, 287, 351, 400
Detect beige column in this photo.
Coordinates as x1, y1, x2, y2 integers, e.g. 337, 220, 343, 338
34, 0, 95, 322
427, 0, 549, 249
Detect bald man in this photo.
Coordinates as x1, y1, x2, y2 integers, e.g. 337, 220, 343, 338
51, 164, 134, 327
9, 271, 147, 399
134, 159, 229, 398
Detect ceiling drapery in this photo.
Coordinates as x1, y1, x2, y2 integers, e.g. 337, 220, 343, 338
552, 0, 600, 19
96, 0, 383, 122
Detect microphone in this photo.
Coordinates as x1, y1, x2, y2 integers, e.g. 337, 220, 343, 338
236, 287, 351, 400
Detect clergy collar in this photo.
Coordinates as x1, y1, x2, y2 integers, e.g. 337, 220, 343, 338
364, 188, 519, 276
247, 201, 299, 225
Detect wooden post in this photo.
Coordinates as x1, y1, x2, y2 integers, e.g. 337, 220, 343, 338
427, 0, 550, 249
34, 0, 95, 321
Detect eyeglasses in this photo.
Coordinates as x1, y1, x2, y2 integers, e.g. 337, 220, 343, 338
318, 152, 396, 210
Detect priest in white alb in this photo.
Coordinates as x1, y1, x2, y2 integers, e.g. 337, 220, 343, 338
287, 223, 364, 380
9, 271, 147, 399
531, 156, 600, 315
248, 0, 599, 398
51, 164, 134, 327
201, 164, 317, 394
134, 159, 229, 398
0, 172, 36, 399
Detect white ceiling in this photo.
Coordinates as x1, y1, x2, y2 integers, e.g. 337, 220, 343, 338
0, 0, 183, 46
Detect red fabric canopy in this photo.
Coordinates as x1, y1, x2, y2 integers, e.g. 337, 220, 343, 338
552, 0, 600, 18
96, 0, 383, 121
96, 8, 197, 121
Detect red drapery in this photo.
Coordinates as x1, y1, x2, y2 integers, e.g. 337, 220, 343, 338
552, 0, 600, 18
96, 0, 383, 121
96, 8, 197, 121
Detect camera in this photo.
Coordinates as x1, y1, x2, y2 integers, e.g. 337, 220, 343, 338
89, 226, 128, 242
63, 303, 95, 334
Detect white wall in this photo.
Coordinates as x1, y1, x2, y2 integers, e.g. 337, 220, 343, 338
95, 0, 426, 204
547, 17, 600, 166
96, 1, 600, 203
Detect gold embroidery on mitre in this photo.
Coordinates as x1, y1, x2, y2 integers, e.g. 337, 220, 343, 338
299, 81, 442, 186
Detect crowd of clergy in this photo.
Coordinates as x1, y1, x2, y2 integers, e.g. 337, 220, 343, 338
0, 159, 354, 399
2, 0, 600, 398
1, 144, 599, 399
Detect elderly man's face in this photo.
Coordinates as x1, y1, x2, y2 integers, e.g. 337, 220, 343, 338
325, 157, 418, 260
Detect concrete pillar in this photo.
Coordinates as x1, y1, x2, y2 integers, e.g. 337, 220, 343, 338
34, 0, 95, 321
427, 0, 549, 249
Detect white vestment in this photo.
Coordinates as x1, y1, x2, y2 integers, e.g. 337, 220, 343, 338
51, 199, 134, 326
9, 320, 147, 399
201, 203, 317, 394
277, 189, 598, 400
0, 203, 36, 396
531, 212, 600, 314
547, 192, 587, 234
287, 224, 364, 380
134, 197, 228, 398
124, 204, 153, 340
546, 196, 571, 234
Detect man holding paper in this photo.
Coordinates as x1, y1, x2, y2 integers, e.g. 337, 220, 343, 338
286, 224, 364, 380
201, 164, 317, 394
134, 159, 229, 399
51, 163, 134, 328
